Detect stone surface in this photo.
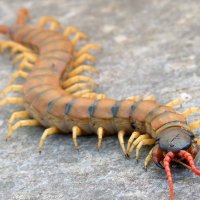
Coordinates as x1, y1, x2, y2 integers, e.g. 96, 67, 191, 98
0, 0, 200, 200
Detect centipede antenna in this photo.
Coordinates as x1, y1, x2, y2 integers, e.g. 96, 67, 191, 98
163, 152, 175, 200
178, 150, 200, 176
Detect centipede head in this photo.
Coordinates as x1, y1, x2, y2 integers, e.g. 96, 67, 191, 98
152, 126, 199, 200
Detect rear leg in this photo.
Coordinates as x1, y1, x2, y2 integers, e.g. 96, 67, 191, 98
38, 16, 61, 31
6, 119, 40, 140
0, 85, 23, 98
38, 127, 59, 153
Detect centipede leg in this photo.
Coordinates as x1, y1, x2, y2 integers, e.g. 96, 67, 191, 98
67, 65, 98, 77
13, 52, 37, 65
127, 131, 140, 154
38, 127, 59, 153
75, 44, 101, 58
38, 16, 61, 31
72, 53, 96, 68
72, 126, 81, 150
126, 96, 141, 101
0, 97, 24, 106
0, 85, 23, 98
189, 120, 200, 130
181, 107, 200, 117
6, 119, 40, 140
135, 138, 155, 161
73, 89, 93, 97
127, 134, 150, 157
8, 111, 30, 128
144, 95, 156, 101
62, 75, 97, 88
144, 148, 154, 170
97, 127, 104, 150
118, 130, 126, 155
63, 27, 88, 39
166, 98, 183, 107
10, 70, 29, 83
71, 32, 89, 46
64, 83, 92, 93
1, 41, 31, 58
82, 93, 107, 99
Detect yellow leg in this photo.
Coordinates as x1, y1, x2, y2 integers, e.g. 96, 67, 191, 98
67, 65, 98, 77
38, 127, 59, 153
166, 98, 183, 107
13, 52, 37, 65
118, 130, 126, 155
73, 89, 93, 97
1, 41, 31, 54
71, 32, 89, 45
75, 44, 101, 57
189, 121, 200, 130
63, 26, 82, 38
97, 127, 104, 150
127, 131, 140, 153
72, 53, 96, 68
127, 134, 150, 156
38, 16, 61, 30
135, 138, 155, 161
144, 148, 154, 170
64, 83, 93, 93
82, 93, 107, 99
126, 95, 141, 101
0, 97, 24, 106
72, 126, 81, 150
144, 95, 156, 101
181, 107, 200, 117
8, 111, 30, 128
18, 60, 34, 70
0, 85, 23, 97
6, 119, 40, 140
62, 75, 97, 88
10, 70, 29, 83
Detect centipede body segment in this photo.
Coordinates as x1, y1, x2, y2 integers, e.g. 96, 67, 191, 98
1, 8, 200, 200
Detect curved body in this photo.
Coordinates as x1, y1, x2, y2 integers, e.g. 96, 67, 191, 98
7, 25, 189, 139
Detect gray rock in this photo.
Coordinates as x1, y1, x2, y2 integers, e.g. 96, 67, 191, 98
0, 0, 200, 200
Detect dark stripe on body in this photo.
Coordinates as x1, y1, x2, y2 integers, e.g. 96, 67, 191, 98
26, 83, 51, 94
129, 100, 142, 117
47, 96, 64, 112
23, 29, 43, 43
88, 100, 99, 117
32, 88, 55, 101
64, 100, 75, 115
145, 106, 163, 123
111, 101, 121, 117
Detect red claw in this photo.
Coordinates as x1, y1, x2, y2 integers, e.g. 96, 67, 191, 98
178, 150, 200, 176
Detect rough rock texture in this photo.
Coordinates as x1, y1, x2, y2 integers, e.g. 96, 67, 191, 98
0, 0, 200, 200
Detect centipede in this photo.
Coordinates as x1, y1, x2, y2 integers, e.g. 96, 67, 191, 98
1, 8, 200, 200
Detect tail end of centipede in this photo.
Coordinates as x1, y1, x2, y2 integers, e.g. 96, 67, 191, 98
16, 8, 29, 25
